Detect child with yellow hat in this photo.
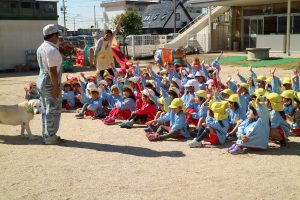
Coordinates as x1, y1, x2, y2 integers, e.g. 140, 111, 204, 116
75, 88, 104, 119
146, 98, 190, 141
103, 85, 136, 124
265, 93, 290, 146
225, 93, 247, 138
228, 97, 270, 154
280, 90, 294, 116
188, 101, 229, 148
185, 90, 209, 127
24, 82, 40, 100
290, 92, 300, 135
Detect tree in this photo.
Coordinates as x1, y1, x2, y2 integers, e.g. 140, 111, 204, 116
114, 9, 142, 54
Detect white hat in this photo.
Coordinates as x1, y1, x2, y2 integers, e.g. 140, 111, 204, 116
171, 77, 182, 88
142, 89, 155, 97
195, 71, 206, 77
148, 80, 157, 87
43, 24, 59, 36
86, 82, 96, 90
128, 76, 139, 83
187, 74, 194, 79
184, 79, 199, 90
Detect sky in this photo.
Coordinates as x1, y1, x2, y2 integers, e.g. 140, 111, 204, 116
57, 0, 103, 30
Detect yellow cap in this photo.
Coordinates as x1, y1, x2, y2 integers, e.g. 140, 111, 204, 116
123, 85, 134, 93
256, 75, 266, 82
169, 98, 184, 109
160, 69, 168, 75
266, 93, 283, 111
87, 76, 94, 81
254, 88, 265, 97
294, 92, 300, 102
210, 101, 228, 121
90, 88, 99, 93
97, 80, 107, 86
226, 94, 239, 103
280, 90, 293, 99
282, 77, 292, 85
29, 82, 37, 87
195, 90, 207, 99
222, 89, 234, 96
157, 97, 164, 105
266, 77, 273, 84
239, 83, 249, 91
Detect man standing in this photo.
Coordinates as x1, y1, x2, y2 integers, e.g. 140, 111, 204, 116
36, 24, 64, 145
93, 15, 124, 77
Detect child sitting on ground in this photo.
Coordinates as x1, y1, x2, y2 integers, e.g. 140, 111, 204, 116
103, 85, 136, 125
119, 89, 157, 129
146, 98, 190, 141
62, 81, 75, 109
24, 82, 40, 100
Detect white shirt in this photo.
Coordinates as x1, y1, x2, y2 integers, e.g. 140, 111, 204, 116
37, 41, 62, 73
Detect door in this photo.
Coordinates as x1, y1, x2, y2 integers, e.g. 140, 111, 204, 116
244, 18, 263, 49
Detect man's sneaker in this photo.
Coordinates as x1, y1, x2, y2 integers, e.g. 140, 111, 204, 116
227, 144, 237, 152
187, 138, 203, 148
229, 145, 244, 155
44, 136, 64, 145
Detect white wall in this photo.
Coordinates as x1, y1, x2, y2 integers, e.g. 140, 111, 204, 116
102, 6, 126, 30
0, 20, 57, 70
164, 7, 191, 29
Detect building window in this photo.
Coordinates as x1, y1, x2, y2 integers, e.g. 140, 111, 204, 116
264, 16, 277, 34
294, 16, 300, 34
153, 14, 159, 21
144, 15, 151, 21
176, 13, 180, 21
21, 2, 32, 8
11, 2, 18, 9
161, 14, 166, 20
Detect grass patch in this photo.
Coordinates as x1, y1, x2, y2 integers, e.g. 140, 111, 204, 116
187, 54, 300, 70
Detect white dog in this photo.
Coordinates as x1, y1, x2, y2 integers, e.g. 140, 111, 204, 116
0, 99, 41, 139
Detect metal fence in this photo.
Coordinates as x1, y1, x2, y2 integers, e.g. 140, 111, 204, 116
126, 35, 171, 58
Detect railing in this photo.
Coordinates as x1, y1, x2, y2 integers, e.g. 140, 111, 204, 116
178, 6, 216, 34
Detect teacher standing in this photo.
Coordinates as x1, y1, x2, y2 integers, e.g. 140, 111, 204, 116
36, 24, 64, 145
93, 15, 124, 77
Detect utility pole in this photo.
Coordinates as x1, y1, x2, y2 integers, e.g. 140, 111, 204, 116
173, 0, 176, 33
62, 0, 67, 35
94, 5, 97, 28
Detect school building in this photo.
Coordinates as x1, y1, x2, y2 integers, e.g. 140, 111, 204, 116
166, 0, 300, 54
0, 0, 58, 70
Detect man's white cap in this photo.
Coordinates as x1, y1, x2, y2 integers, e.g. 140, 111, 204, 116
195, 71, 206, 77
43, 24, 59, 36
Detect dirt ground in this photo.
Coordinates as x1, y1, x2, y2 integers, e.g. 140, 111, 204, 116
0, 64, 300, 200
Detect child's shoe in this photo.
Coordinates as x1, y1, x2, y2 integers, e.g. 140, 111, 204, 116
144, 124, 157, 133
187, 138, 203, 148
120, 121, 133, 129
229, 145, 244, 155
75, 114, 84, 119
227, 144, 237, 152
104, 118, 115, 125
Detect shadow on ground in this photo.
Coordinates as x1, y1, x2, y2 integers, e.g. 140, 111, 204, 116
0, 135, 185, 158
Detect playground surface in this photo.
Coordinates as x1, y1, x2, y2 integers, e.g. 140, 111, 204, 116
0, 62, 300, 200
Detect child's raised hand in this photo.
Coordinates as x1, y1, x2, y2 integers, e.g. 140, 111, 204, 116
270, 68, 276, 77
248, 65, 253, 72
236, 70, 240, 77
78, 87, 83, 94
226, 74, 232, 83
80, 72, 85, 77
24, 87, 29, 92
201, 60, 205, 65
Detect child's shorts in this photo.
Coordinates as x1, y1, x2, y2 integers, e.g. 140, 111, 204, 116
62, 100, 71, 110
278, 128, 286, 139
204, 129, 220, 145
85, 109, 95, 117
